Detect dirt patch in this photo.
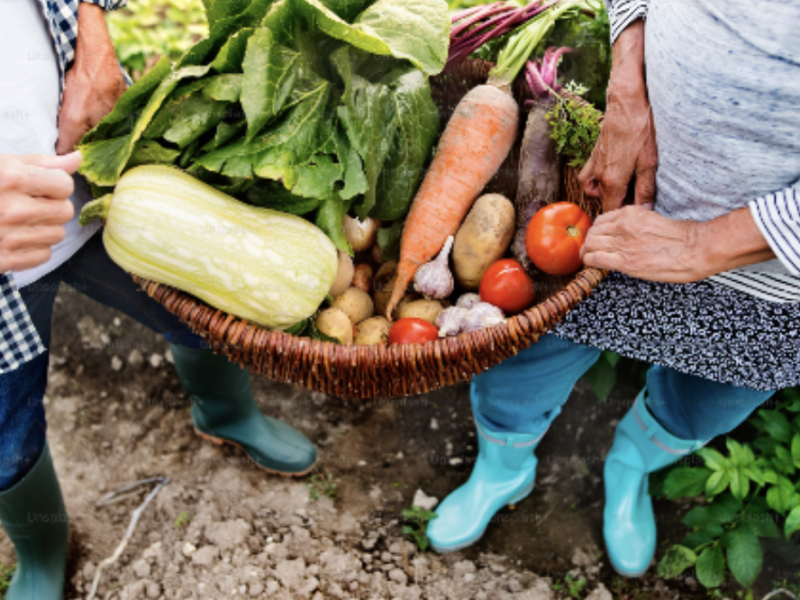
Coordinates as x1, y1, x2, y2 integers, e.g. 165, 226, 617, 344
0, 283, 792, 599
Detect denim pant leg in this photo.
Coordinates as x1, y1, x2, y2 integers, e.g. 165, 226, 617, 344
0, 269, 63, 490
60, 231, 206, 349
645, 365, 776, 441
472, 334, 602, 435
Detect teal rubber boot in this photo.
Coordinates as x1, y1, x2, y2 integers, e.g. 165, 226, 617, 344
604, 394, 706, 576
170, 345, 318, 476
427, 420, 545, 553
0, 444, 68, 600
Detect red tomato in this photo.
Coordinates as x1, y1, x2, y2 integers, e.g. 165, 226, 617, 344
479, 259, 536, 315
389, 318, 439, 345
525, 202, 593, 275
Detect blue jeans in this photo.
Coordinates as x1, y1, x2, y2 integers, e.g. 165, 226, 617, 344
472, 334, 776, 441
0, 232, 205, 490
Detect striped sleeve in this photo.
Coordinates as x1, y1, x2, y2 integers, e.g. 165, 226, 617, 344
605, 0, 649, 44
749, 187, 800, 275
79, 0, 128, 10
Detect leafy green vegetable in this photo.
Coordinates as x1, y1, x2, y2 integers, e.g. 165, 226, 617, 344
316, 196, 353, 255
546, 90, 603, 169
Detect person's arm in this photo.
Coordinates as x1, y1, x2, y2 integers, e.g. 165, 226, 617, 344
55, 2, 128, 154
0, 154, 81, 273
578, 8, 657, 212
747, 184, 800, 274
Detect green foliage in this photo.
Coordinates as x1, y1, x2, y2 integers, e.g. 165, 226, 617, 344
307, 471, 339, 501
174, 511, 192, 528
654, 390, 800, 592
402, 505, 437, 552
107, 0, 209, 79
546, 88, 603, 169
552, 573, 588, 598
0, 563, 15, 596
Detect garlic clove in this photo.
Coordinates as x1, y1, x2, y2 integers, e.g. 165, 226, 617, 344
461, 302, 505, 333
414, 236, 455, 300
435, 306, 469, 337
456, 293, 481, 310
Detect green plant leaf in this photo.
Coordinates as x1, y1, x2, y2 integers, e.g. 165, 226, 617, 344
696, 544, 725, 589
682, 530, 717, 550
210, 28, 256, 73
785, 506, 800, 539
726, 438, 749, 466
767, 477, 795, 515
682, 506, 718, 529
203, 74, 243, 102
705, 470, 731, 498
662, 467, 712, 500
320, 0, 376, 21
657, 545, 697, 579
294, 0, 450, 75
722, 527, 762, 588
759, 409, 792, 444
163, 94, 231, 149
369, 64, 439, 220
377, 220, 404, 261
245, 180, 323, 214
289, 155, 345, 199
697, 447, 728, 471
792, 433, 800, 467
729, 466, 750, 501
580, 355, 617, 402
127, 140, 181, 169
709, 493, 743, 524
315, 196, 353, 255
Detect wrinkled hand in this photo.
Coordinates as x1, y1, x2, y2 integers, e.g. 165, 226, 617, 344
56, 4, 127, 155
578, 21, 658, 212
581, 205, 711, 283
0, 153, 81, 273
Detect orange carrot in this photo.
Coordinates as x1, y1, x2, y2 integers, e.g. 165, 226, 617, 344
385, 84, 519, 318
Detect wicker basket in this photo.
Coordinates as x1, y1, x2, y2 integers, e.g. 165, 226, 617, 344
132, 59, 606, 399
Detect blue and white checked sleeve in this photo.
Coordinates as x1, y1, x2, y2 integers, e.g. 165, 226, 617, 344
605, 0, 649, 44
0, 276, 46, 375
749, 186, 800, 276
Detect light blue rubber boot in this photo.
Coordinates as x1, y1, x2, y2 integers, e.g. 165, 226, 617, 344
604, 393, 706, 576
427, 420, 545, 553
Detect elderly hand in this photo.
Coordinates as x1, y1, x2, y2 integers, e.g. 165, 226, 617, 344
0, 153, 81, 273
56, 4, 127, 155
578, 21, 658, 213
580, 205, 714, 283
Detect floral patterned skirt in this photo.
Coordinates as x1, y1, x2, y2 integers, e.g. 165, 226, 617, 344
552, 272, 800, 391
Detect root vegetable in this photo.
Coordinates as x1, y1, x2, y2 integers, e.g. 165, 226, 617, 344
329, 251, 355, 297
354, 316, 391, 346
352, 264, 374, 294
398, 299, 445, 324
332, 287, 374, 325
315, 308, 354, 345
453, 194, 515, 289
343, 216, 380, 252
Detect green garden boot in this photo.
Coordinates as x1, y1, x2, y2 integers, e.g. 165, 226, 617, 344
169, 345, 318, 476
0, 444, 68, 600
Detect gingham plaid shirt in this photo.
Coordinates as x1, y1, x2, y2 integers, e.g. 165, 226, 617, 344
0, 0, 127, 374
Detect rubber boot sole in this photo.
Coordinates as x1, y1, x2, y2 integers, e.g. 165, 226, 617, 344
430, 483, 535, 554
194, 428, 317, 477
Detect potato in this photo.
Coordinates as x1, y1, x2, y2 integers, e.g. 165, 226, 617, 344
396, 291, 422, 316
329, 251, 355, 297
352, 263, 374, 294
372, 260, 398, 318
453, 193, 515, 289
398, 299, 445, 324
343, 216, 381, 252
354, 316, 391, 346
332, 287, 374, 325
315, 308, 354, 345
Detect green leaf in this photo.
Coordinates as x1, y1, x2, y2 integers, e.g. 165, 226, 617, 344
81, 57, 173, 144
210, 28, 256, 73
294, 0, 449, 75
657, 545, 697, 579
759, 409, 792, 444
792, 433, 800, 467
697, 447, 728, 472
202, 0, 255, 29
709, 493, 743, 524
662, 467, 712, 500
785, 506, 800, 540
162, 94, 230, 149
315, 196, 353, 255
246, 180, 323, 215
308, 313, 342, 343
722, 527, 763, 588
320, 0, 376, 21
377, 221, 404, 262
201, 121, 247, 152
726, 438, 749, 466
241, 28, 304, 141
333, 126, 368, 201
767, 477, 795, 515
203, 74, 244, 102
79, 65, 211, 186
729, 466, 750, 500
705, 470, 731, 498
695, 545, 725, 589
682, 506, 719, 529
370, 65, 439, 220
682, 530, 717, 551
581, 357, 617, 402
742, 516, 780, 539
332, 46, 398, 218
288, 155, 345, 199
127, 140, 181, 169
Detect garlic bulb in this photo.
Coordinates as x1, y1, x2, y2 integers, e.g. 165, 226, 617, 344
456, 293, 481, 310
414, 236, 455, 300
435, 307, 469, 337
461, 302, 505, 333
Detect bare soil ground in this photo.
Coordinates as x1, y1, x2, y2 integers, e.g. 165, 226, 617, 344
1, 283, 795, 599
